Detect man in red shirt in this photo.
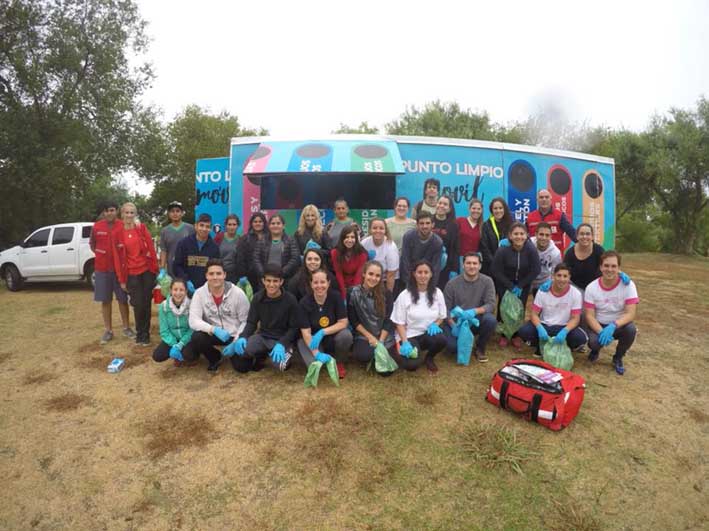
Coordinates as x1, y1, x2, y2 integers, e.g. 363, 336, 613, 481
89, 200, 134, 344
526, 189, 576, 253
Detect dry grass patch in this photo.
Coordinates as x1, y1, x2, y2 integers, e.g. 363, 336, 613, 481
138, 411, 217, 459
0, 352, 11, 364
23, 372, 56, 385
458, 420, 539, 475
547, 499, 602, 531
44, 392, 89, 412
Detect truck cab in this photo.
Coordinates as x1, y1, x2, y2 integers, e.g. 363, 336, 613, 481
0, 223, 95, 291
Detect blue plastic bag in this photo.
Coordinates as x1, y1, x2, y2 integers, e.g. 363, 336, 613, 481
456, 320, 475, 366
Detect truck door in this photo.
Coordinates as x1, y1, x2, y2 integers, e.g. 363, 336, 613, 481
19, 228, 51, 276
49, 226, 77, 275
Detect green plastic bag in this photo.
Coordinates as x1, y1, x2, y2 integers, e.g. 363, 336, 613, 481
159, 274, 173, 297
409, 346, 419, 359
542, 340, 574, 371
238, 280, 254, 302
325, 358, 340, 387
304, 361, 323, 388
498, 291, 524, 339
373, 342, 398, 373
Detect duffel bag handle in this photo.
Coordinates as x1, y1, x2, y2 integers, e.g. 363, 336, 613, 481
499, 381, 543, 421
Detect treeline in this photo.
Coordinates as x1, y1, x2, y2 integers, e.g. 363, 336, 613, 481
1, 1, 707, 255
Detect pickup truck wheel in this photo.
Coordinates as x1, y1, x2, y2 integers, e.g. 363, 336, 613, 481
84, 261, 95, 289
4, 265, 24, 292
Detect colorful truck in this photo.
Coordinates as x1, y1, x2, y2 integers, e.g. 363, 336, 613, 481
195, 135, 615, 248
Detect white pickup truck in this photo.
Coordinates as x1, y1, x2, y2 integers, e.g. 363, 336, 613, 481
0, 222, 96, 291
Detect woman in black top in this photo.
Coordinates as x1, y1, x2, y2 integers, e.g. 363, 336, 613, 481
480, 197, 513, 277
563, 223, 604, 291
254, 214, 300, 282
347, 261, 394, 371
432, 195, 459, 290
236, 212, 267, 289
287, 248, 340, 301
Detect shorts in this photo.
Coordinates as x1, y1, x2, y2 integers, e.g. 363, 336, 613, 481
94, 271, 128, 304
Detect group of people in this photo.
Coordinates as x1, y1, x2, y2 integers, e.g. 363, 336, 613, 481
91, 179, 639, 378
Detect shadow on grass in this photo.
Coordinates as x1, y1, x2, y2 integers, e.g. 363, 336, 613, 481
45, 393, 90, 412
138, 412, 217, 459
24, 371, 56, 385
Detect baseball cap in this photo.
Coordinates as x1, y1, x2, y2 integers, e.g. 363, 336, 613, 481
167, 201, 184, 211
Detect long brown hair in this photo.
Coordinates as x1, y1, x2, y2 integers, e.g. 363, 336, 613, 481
361, 260, 386, 316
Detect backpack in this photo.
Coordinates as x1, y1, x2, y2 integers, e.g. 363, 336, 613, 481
486, 359, 586, 431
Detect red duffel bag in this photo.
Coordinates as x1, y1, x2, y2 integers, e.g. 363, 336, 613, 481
486, 358, 586, 431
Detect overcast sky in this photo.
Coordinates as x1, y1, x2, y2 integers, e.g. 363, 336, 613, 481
134, 0, 708, 138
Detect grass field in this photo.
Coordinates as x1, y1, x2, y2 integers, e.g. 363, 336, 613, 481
0, 253, 707, 530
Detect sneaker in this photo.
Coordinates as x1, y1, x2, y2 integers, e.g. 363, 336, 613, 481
100, 330, 113, 345
173, 360, 183, 368
336, 362, 346, 379
136, 338, 151, 347
533, 350, 542, 358
587, 350, 600, 363
613, 355, 625, 375
511, 337, 523, 350
207, 358, 222, 373
426, 357, 439, 373
122, 327, 136, 339
573, 344, 587, 354
498, 337, 509, 348
475, 349, 488, 363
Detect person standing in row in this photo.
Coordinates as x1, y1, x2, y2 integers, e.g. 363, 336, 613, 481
113, 202, 158, 346
457, 198, 483, 258
174, 213, 220, 294
331, 225, 368, 299
188, 259, 250, 373
526, 188, 576, 254
480, 197, 513, 277
287, 248, 340, 301
563, 222, 604, 292
531, 222, 562, 294
412, 178, 440, 220
254, 214, 300, 283
236, 212, 268, 289
158, 201, 194, 278
400, 212, 444, 288
91, 200, 133, 345
297, 269, 352, 379
217, 214, 241, 283
325, 198, 355, 244
294, 204, 331, 255
386, 197, 417, 252
432, 195, 459, 289
360, 218, 399, 292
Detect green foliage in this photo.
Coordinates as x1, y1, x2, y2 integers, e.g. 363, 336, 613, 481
0, 0, 152, 247
142, 105, 267, 224
615, 211, 664, 252
386, 101, 500, 140
332, 121, 379, 134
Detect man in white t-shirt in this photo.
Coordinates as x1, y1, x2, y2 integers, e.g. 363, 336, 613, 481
583, 250, 639, 375
518, 263, 587, 356
531, 222, 562, 293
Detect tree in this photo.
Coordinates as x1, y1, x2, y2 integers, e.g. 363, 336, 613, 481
332, 121, 379, 134
386, 101, 500, 140
142, 105, 266, 223
0, 0, 152, 247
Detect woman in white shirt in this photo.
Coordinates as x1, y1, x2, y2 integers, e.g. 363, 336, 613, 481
390, 260, 447, 373
360, 218, 399, 292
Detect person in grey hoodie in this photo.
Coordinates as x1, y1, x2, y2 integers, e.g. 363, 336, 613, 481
188, 258, 250, 372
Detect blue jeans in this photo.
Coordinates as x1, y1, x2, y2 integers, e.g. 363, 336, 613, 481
587, 322, 637, 359
517, 322, 588, 353
444, 312, 497, 355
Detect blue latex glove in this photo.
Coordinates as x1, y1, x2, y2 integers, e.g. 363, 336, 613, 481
213, 327, 231, 343
450, 306, 464, 320
186, 280, 195, 294
619, 271, 631, 285
367, 249, 376, 260
157, 268, 167, 281
426, 323, 443, 336
539, 279, 552, 292
440, 246, 448, 270
234, 337, 248, 355
305, 239, 321, 250
599, 323, 617, 346
553, 328, 569, 344
449, 271, 458, 281
169, 345, 183, 361
309, 329, 326, 350
536, 324, 550, 342
222, 342, 237, 357
511, 285, 522, 298
270, 343, 286, 364
461, 309, 478, 323
238, 276, 248, 287
399, 341, 414, 358
499, 238, 510, 248
314, 352, 332, 364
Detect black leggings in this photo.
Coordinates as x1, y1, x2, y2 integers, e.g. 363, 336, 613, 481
152, 340, 197, 363
126, 270, 156, 342
388, 333, 447, 371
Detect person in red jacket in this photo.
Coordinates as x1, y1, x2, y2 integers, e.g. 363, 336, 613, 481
330, 225, 368, 300
90, 200, 134, 345
526, 189, 576, 253
113, 202, 159, 346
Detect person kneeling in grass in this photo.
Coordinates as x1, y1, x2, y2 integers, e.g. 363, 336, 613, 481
230, 264, 299, 373
583, 250, 639, 375
152, 278, 196, 365
518, 263, 587, 357
188, 258, 250, 373
297, 269, 352, 379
